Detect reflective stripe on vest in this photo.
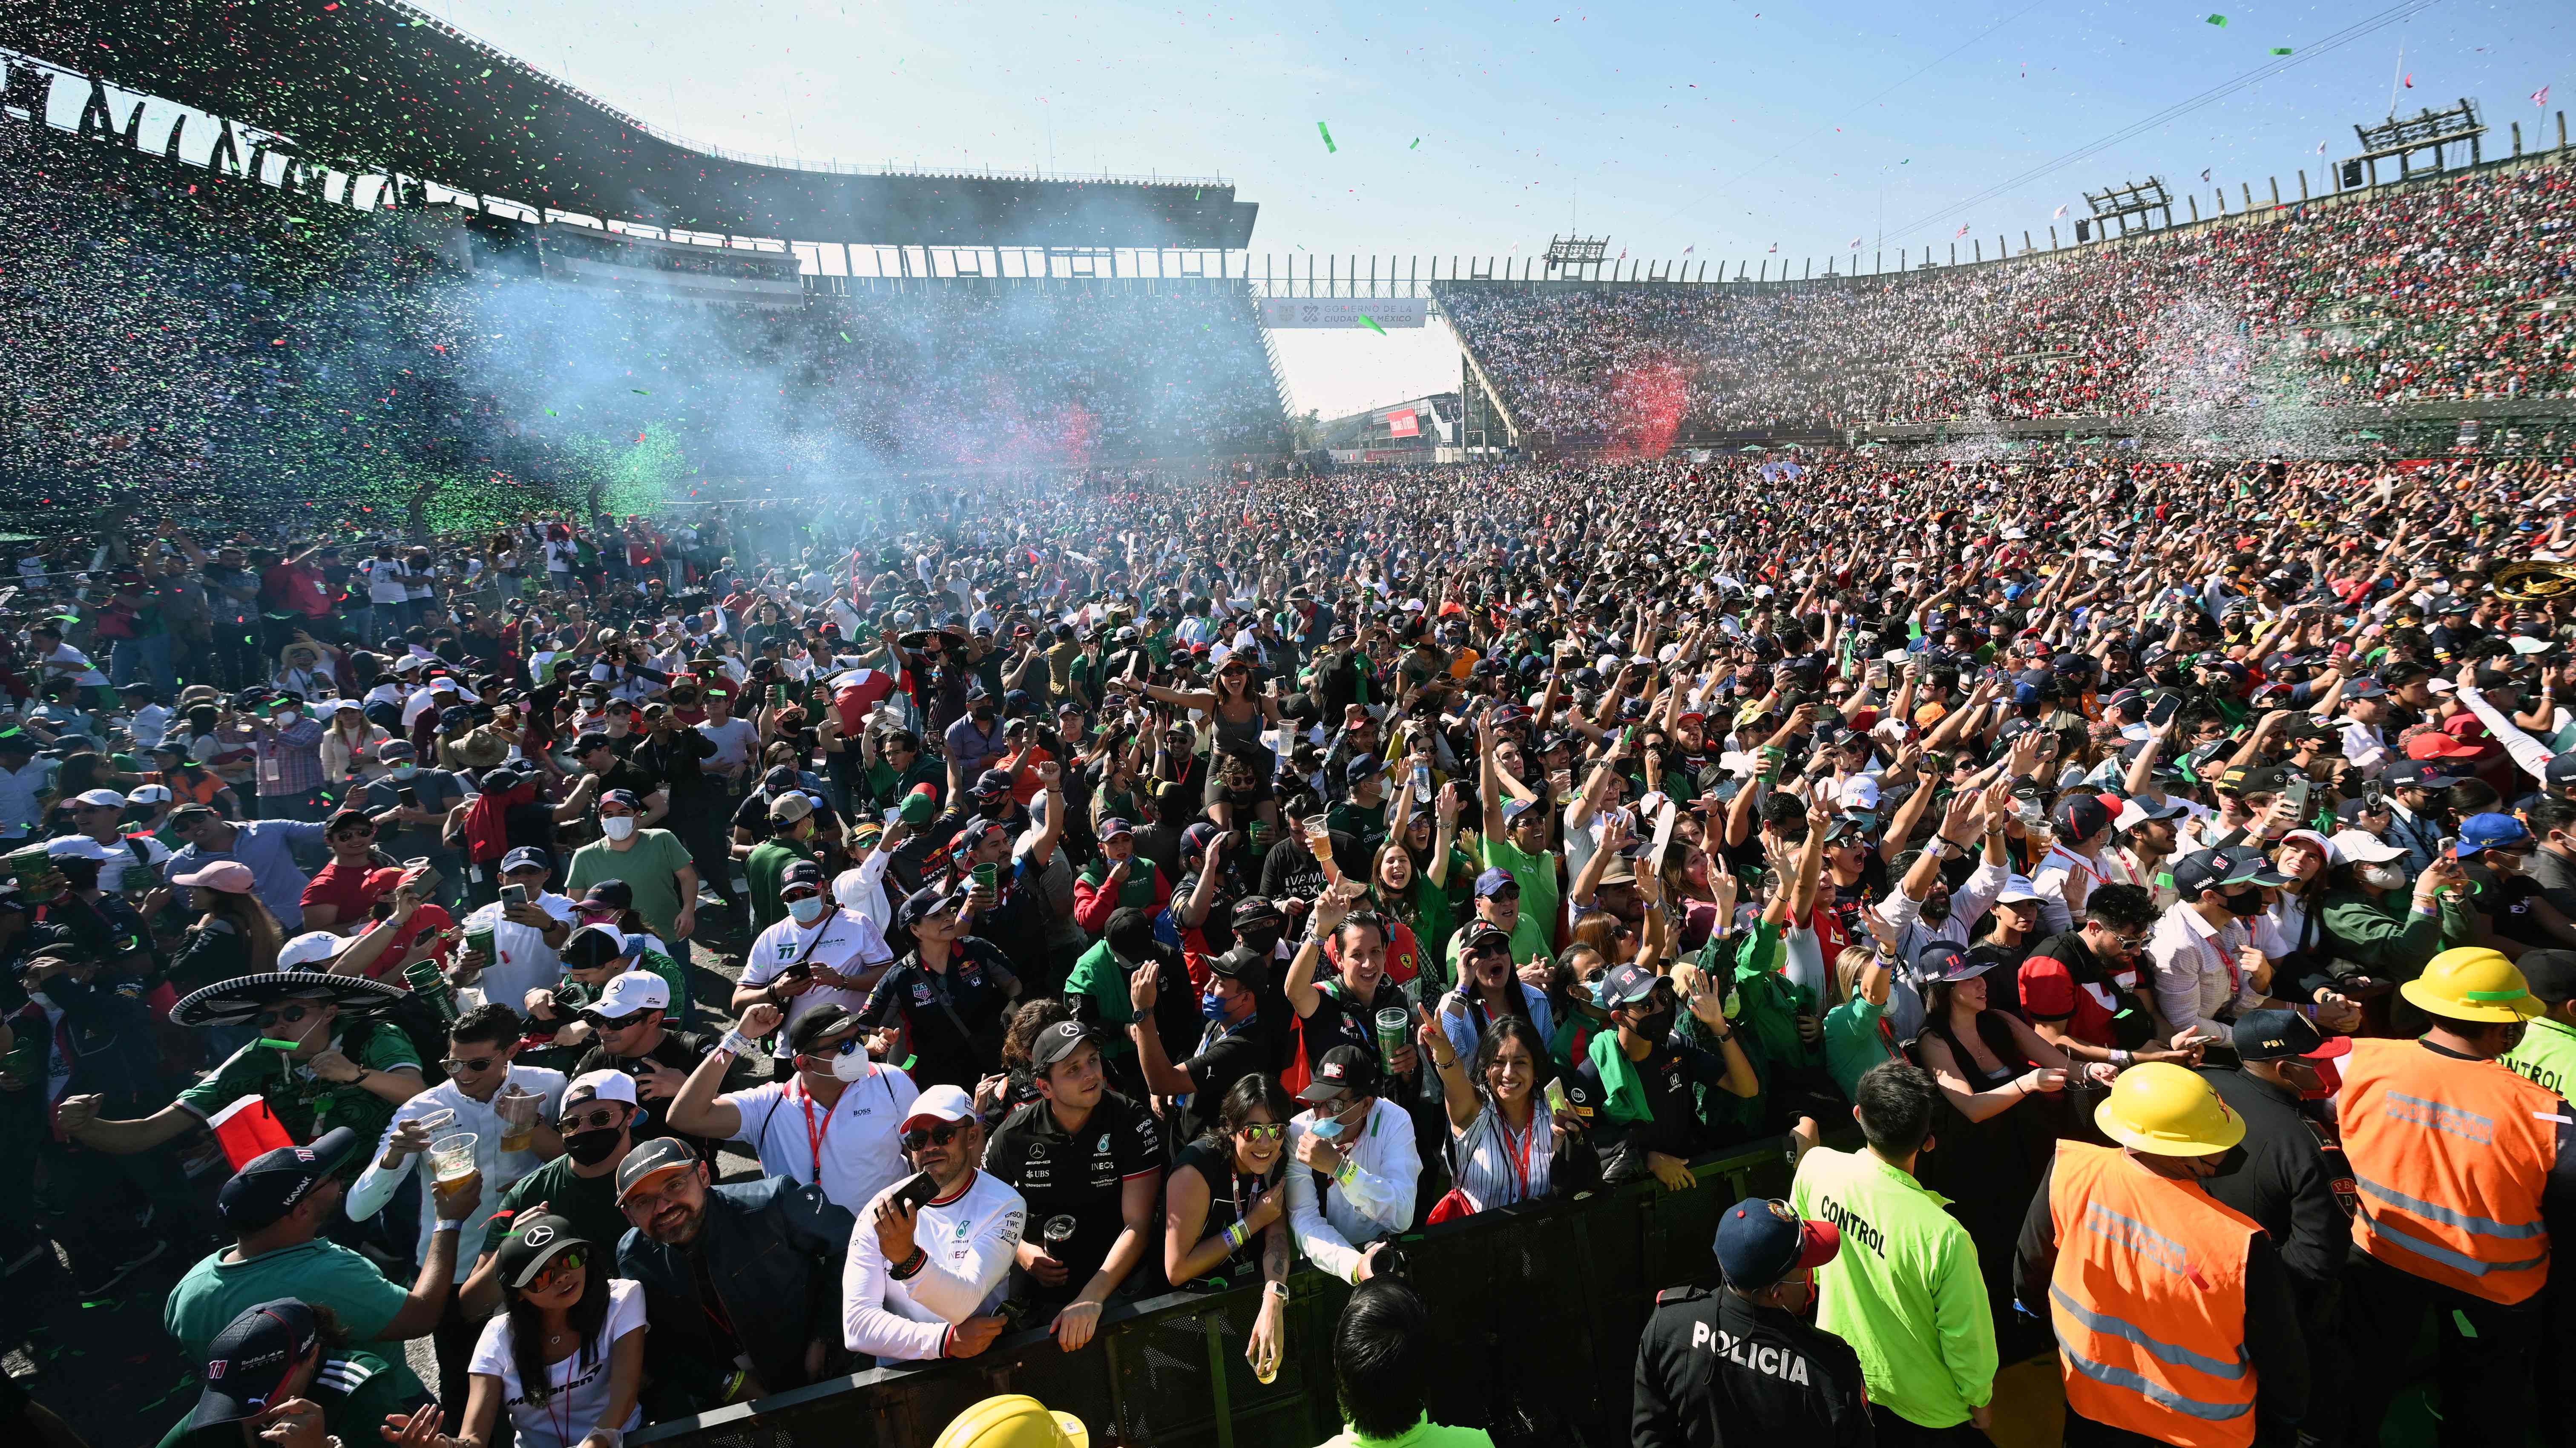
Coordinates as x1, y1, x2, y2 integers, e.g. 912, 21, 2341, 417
2338, 1037, 2558, 1305
2049, 1143, 2262, 1448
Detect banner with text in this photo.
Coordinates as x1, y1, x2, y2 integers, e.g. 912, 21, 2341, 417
1258, 297, 1432, 329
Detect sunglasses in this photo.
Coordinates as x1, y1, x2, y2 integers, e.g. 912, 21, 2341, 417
440, 1054, 502, 1074
900, 1122, 966, 1152
524, 1247, 587, 1294
804, 1037, 864, 1060
562, 1105, 625, 1133
1237, 1122, 1287, 1142
330, 825, 376, 839
577, 1011, 641, 1031
253, 1003, 315, 1029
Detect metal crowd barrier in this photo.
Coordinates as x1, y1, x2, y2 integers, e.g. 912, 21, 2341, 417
632, 1136, 1798, 1448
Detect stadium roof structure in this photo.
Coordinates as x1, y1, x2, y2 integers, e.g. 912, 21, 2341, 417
0, 0, 1258, 249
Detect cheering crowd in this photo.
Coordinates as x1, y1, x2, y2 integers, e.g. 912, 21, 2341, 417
1438, 151, 2576, 445
0, 444, 2574, 1448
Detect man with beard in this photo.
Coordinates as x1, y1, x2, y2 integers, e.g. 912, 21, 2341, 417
612, 1132, 857, 1410
2014, 885, 2198, 1070
461, 1070, 641, 1316
841, 1084, 1021, 1366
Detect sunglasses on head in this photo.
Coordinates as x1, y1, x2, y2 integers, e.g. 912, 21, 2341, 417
900, 1122, 966, 1152
253, 1003, 316, 1029
524, 1247, 587, 1294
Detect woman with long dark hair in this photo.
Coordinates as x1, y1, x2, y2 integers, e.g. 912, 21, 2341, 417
1420, 1014, 1597, 1215
409, 1212, 644, 1448
1164, 1074, 1296, 1378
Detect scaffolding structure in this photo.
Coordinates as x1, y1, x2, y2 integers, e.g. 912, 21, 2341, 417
2080, 177, 2174, 239
2347, 100, 2486, 187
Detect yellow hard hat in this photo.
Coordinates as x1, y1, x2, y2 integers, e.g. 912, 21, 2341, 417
932, 1395, 1089, 1448
2094, 1062, 2246, 1156
2400, 947, 2540, 1024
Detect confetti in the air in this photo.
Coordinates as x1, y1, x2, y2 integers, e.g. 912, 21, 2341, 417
1317, 122, 1336, 153
2205, 13, 2226, 25
1358, 314, 1387, 335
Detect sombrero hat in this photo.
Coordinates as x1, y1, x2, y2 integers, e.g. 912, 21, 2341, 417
171, 971, 410, 1029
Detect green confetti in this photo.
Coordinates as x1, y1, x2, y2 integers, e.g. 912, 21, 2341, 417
631, 388, 649, 394
2452, 1309, 2478, 1338
1317, 121, 1337, 153
2205, 13, 2226, 25
840, 332, 851, 342
1410, 137, 1420, 149
480, 68, 492, 77
2271, 46, 2292, 55
1358, 314, 1387, 336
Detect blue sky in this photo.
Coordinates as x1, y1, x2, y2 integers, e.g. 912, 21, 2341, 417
423, 0, 2575, 412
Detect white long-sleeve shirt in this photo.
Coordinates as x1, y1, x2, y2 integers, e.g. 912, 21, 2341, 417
834, 848, 896, 933
840, 1169, 1025, 1364
345, 1065, 567, 1276
1284, 1098, 1420, 1284
2457, 686, 2559, 785
2027, 843, 2105, 939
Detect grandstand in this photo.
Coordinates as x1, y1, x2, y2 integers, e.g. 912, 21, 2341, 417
1433, 138, 2576, 458
0, 24, 1292, 534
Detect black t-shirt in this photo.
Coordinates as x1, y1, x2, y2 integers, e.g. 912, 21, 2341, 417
1564, 1035, 1732, 1161
1297, 976, 1412, 1080
981, 1090, 1164, 1300
1182, 1014, 1269, 1101
2465, 863, 2556, 948
1259, 829, 1360, 906
730, 788, 845, 838
636, 727, 719, 798
592, 756, 664, 802
573, 1027, 719, 1159
858, 938, 1019, 1091
1169, 1136, 1266, 1286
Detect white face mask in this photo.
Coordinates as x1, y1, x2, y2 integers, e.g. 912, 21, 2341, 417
601, 816, 638, 842
2360, 861, 2410, 891
788, 895, 830, 925
827, 1046, 872, 1082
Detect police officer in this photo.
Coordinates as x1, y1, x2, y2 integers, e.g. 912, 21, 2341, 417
2502, 949, 2576, 1096
1634, 1198, 1875, 1448
2016, 1063, 2308, 1448
2339, 947, 2576, 1448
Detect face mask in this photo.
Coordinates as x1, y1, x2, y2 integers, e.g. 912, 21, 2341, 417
788, 895, 830, 925
1633, 1009, 1677, 1042
1308, 1116, 1348, 1142
972, 704, 996, 723
563, 1127, 623, 1166
2360, 861, 2409, 891
388, 763, 417, 781
601, 816, 638, 842
2220, 887, 2265, 917
827, 1047, 872, 1083
274, 710, 301, 724
1201, 988, 1229, 1021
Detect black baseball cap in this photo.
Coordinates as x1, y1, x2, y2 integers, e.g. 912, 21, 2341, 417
2516, 949, 2576, 1004
217, 1128, 359, 1229
788, 1003, 860, 1053
612, 1136, 699, 1203
2169, 846, 2290, 899
184, 1299, 322, 1430
2231, 1008, 2325, 1062
1296, 1044, 1384, 1104
1599, 962, 1665, 1007
1030, 1020, 1095, 1072
1207, 944, 1273, 991
491, 1210, 590, 1288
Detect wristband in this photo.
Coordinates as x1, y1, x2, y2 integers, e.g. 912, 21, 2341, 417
719, 1030, 764, 1059
434, 1219, 463, 1233
888, 1247, 928, 1281
1223, 1219, 1252, 1250
2110, 1049, 2132, 1068
1332, 1158, 1357, 1188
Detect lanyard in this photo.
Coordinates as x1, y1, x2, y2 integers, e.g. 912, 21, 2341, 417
796, 1083, 835, 1187
1498, 1114, 1536, 1200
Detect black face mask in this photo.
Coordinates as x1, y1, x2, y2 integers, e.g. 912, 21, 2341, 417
1237, 925, 1281, 958
563, 1128, 624, 1166
1633, 1009, 1677, 1043
972, 704, 996, 723
2220, 887, 2265, 917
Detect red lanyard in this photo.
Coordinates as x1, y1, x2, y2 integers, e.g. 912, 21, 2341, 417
1498, 1116, 1536, 1199
796, 1083, 834, 1187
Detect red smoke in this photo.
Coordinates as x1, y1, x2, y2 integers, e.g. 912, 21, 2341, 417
1602, 358, 1686, 461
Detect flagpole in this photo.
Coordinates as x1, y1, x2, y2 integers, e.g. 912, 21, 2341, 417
2387, 34, 2404, 118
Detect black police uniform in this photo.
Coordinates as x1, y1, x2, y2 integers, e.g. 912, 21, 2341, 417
857, 936, 1019, 1091
1633, 1284, 1876, 1448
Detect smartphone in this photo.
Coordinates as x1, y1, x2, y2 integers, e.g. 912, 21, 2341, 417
397, 784, 422, 809
2362, 779, 2388, 813
501, 884, 532, 907
2147, 693, 2182, 730
891, 1172, 941, 1213
779, 962, 812, 982
2284, 778, 2313, 819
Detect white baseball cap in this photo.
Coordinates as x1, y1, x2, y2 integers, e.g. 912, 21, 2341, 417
44, 836, 113, 862
278, 931, 345, 970
590, 970, 670, 1020
126, 784, 174, 806
71, 788, 129, 810
902, 1083, 977, 1131
2328, 828, 2407, 865
564, 1068, 641, 1109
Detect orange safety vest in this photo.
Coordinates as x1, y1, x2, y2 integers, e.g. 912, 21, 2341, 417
2047, 1142, 2263, 1448
2338, 1036, 2559, 1304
